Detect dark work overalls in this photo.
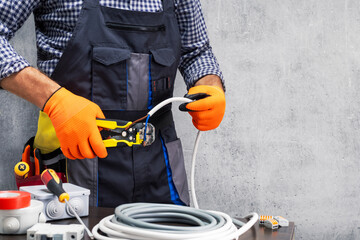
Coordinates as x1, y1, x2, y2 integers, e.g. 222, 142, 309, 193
49, 0, 189, 207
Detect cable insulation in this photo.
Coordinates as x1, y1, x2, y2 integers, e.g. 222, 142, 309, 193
191, 131, 202, 209
93, 203, 258, 240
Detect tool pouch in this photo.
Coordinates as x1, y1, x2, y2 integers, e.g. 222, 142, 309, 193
15, 137, 67, 189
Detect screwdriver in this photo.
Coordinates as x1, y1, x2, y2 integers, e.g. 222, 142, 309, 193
14, 162, 30, 179
41, 169, 94, 239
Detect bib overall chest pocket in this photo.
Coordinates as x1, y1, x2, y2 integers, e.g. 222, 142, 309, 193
92, 45, 178, 111
92, 46, 131, 110
149, 47, 177, 108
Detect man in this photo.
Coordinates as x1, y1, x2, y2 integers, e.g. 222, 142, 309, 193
0, 0, 225, 207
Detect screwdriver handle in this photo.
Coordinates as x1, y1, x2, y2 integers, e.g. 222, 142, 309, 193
41, 169, 69, 203
14, 162, 30, 179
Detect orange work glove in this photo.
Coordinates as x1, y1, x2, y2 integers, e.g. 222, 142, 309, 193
179, 85, 226, 131
43, 87, 107, 160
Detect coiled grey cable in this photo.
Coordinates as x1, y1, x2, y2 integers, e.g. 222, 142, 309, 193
93, 203, 258, 240
92, 97, 259, 239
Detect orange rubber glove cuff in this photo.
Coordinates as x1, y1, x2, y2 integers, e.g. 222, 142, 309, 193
43, 87, 107, 159
185, 85, 226, 131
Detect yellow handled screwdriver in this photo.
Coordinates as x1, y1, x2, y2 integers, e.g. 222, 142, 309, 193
41, 169, 94, 239
14, 162, 30, 179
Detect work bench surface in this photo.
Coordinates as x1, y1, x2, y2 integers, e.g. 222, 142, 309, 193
0, 207, 295, 240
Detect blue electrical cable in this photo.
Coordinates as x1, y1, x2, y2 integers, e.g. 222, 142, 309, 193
143, 115, 150, 143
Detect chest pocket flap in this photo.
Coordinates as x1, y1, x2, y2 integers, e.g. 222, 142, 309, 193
93, 47, 131, 66
150, 48, 176, 67
92, 46, 131, 110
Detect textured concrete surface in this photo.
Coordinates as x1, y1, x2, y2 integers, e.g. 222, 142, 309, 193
0, 15, 38, 191
1, 1, 360, 239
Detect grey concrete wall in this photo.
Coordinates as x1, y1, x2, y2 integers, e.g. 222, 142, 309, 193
0, 15, 38, 190
1, 1, 360, 239
176, 0, 360, 239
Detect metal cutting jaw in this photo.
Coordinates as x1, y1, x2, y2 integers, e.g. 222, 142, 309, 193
96, 119, 155, 147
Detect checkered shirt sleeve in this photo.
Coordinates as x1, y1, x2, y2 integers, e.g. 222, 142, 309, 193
175, 0, 224, 89
0, 1, 41, 79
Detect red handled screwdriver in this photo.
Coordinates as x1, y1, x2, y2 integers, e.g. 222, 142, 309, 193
41, 169, 94, 239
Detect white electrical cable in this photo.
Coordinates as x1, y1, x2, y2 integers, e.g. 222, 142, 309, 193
65, 199, 94, 239
93, 204, 257, 240
92, 97, 259, 240
191, 131, 202, 209
147, 97, 192, 116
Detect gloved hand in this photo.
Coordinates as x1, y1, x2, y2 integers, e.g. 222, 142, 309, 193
179, 85, 225, 131
43, 87, 107, 160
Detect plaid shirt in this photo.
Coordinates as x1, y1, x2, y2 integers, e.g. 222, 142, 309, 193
0, 0, 223, 89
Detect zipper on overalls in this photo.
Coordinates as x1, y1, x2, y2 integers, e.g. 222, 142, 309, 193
106, 22, 166, 32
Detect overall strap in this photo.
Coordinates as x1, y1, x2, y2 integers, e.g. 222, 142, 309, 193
86, 0, 100, 7
163, 0, 176, 13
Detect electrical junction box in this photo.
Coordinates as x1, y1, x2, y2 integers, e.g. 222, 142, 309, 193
20, 183, 90, 221
27, 223, 84, 240
0, 200, 46, 234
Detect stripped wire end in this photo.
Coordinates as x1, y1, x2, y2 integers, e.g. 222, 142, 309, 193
142, 115, 151, 146
125, 115, 148, 131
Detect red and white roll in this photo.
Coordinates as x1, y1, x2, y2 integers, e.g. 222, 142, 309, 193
0, 191, 45, 235
0, 191, 31, 210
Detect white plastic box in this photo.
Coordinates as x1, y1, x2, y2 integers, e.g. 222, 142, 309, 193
0, 200, 45, 234
20, 183, 90, 221
27, 223, 84, 240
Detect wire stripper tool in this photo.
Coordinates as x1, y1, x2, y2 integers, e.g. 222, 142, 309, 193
96, 119, 155, 147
